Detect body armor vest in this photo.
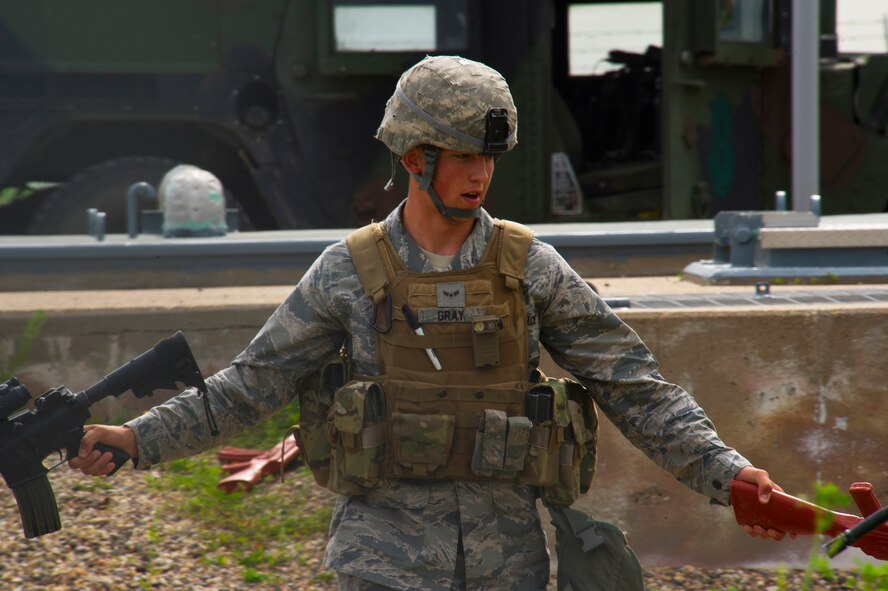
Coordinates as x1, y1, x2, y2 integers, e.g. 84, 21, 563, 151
349, 220, 531, 482
294, 220, 597, 505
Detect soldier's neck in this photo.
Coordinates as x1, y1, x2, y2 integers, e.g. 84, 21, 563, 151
402, 194, 475, 256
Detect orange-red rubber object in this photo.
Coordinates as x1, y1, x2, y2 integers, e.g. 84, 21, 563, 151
730, 480, 888, 560
216, 438, 301, 493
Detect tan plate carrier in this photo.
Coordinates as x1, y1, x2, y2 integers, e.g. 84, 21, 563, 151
293, 220, 597, 505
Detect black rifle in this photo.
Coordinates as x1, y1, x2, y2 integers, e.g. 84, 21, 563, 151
824, 504, 888, 558
0, 331, 207, 538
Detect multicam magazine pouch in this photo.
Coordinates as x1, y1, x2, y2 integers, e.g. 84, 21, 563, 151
325, 380, 386, 494
293, 359, 598, 502
391, 410, 456, 478
289, 355, 345, 488
472, 409, 532, 479
520, 376, 598, 506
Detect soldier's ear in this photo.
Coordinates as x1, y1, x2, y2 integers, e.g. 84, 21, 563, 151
400, 147, 424, 175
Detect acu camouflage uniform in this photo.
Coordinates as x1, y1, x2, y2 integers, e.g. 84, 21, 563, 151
125, 204, 751, 591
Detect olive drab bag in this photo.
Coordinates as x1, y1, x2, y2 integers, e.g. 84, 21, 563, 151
546, 501, 645, 591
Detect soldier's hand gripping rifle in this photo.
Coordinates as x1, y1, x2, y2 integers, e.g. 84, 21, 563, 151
0, 331, 207, 538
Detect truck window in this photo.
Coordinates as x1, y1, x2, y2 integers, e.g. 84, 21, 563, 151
557, 2, 664, 221
568, 2, 662, 75
836, 0, 888, 53
717, 0, 773, 44
319, 0, 472, 74
331, 0, 468, 52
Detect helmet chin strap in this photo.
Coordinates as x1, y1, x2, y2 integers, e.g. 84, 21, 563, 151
411, 146, 482, 222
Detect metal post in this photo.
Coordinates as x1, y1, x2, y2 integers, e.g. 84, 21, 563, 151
791, 0, 820, 211
127, 182, 156, 239
810, 193, 821, 217
94, 212, 106, 242
86, 208, 98, 236
884, 14, 888, 51
775, 190, 787, 211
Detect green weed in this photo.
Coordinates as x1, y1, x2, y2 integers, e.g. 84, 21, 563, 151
146, 399, 332, 582
226, 397, 302, 450
773, 482, 888, 591
311, 571, 336, 584
73, 478, 114, 492
0, 310, 47, 382
0, 183, 55, 206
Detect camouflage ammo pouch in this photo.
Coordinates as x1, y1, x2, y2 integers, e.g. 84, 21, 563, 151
299, 370, 598, 497
290, 355, 347, 489
325, 379, 386, 494
384, 378, 528, 481
291, 354, 389, 495
522, 376, 599, 506
472, 410, 532, 478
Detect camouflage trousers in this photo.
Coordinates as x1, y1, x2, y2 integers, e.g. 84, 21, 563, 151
326, 481, 550, 590
337, 535, 468, 591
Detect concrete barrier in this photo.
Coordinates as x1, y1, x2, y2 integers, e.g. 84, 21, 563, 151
1, 290, 886, 567
569, 305, 888, 567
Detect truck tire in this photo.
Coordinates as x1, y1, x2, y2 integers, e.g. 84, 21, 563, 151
26, 156, 178, 235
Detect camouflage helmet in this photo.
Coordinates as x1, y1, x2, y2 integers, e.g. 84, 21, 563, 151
375, 55, 518, 156
158, 164, 227, 237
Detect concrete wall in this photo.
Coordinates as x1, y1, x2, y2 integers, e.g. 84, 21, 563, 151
562, 306, 888, 567
1, 296, 886, 567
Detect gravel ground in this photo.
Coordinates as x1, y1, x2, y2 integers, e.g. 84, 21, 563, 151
0, 462, 336, 591
0, 462, 882, 591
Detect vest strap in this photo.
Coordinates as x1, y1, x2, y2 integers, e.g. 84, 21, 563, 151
494, 219, 533, 291
348, 219, 533, 300
347, 222, 396, 304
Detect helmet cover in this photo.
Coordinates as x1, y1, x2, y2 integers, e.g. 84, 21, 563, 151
375, 55, 518, 156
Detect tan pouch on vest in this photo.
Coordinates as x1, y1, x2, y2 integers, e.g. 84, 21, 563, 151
289, 355, 346, 489
325, 380, 386, 494
522, 376, 599, 506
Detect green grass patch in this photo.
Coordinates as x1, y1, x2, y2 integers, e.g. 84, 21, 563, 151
146, 399, 333, 583
73, 478, 114, 492
227, 397, 303, 451
0, 310, 47, 382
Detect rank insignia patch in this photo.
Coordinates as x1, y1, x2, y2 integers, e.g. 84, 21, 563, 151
436, 282, 465, 307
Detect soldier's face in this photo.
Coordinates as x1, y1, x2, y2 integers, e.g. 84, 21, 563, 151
432, 149, 495, 216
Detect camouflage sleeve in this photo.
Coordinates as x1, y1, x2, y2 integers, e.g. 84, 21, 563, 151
126, 242, 355, 468
526, 240, 750, 506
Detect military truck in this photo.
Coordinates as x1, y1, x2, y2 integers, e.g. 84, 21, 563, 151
1, 0, 886, 234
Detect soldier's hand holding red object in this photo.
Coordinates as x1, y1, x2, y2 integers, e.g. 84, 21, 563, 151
734, 466, 796, 541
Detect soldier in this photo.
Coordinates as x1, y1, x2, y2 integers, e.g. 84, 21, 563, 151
70, 55, 786, 590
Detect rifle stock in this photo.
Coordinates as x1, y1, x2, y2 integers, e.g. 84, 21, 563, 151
0, 331, 207, 538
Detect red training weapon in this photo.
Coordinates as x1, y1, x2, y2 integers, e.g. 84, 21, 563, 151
216, 437, 300, 493
731, 480, 888, 560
